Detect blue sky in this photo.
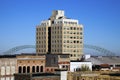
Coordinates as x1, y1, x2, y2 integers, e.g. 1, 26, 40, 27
0, 0, 120, 55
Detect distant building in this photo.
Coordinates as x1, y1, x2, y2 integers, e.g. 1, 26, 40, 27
86, 56, 120, 71
67, 71, 120, 80
36, 10, 84, 60
0, 55, 16, 80
70, 61, 92, 72
45, 54, 70, 73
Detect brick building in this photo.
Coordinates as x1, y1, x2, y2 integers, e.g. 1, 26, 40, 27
45, 54, 70, 73
16, 54, 46, 74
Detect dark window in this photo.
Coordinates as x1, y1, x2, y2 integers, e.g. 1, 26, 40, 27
80, 28, 82, 30
80, 37, 82, 39
40, 66, 43, 72
51, 68, 54, 72
74, 41, 76, 43
18, 66, 22, 73
32, 66, 35, 73
62, 65, 65, 68
46, 68, 49, 71
52, 21, 54, 24
27, 66, 30, 73
116, 65, 120, 67
80, 32, 82, 35
23, 66, 26, 73
36, 66, 39, 72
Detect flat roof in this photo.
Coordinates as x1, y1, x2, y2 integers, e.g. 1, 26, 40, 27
86, 56, 120, 65
0, 55, 16, 58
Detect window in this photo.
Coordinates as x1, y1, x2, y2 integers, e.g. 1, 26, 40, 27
116, 65, 120, 67
80, 28, 82, 30
80, 37, 82, 39
67, 40, 69, 43
18, 66, 22, 73
36, 66, 39, 72
23, 66, 26, 73
74, 27, 76, 30
74, 50, 76, 52
64, 31, 66, 34
60, 21, 62, 24
62, 65, 65, 68
46, 68, 49, 72
66, 65, 68, 69
74, 54, 76, 57
77, 36, 79, 39
51, 69, 54, 72
27, 66, 30, 73
40, 66, 43, 72
32, 66, 35, 73
80, 32, 82, 35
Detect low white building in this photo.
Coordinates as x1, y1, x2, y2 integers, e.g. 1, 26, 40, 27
60, 71, 67, 80
0, 55, 16, 80
70, 61, 92, 72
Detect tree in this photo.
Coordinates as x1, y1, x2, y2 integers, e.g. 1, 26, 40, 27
80, 65, 90, 71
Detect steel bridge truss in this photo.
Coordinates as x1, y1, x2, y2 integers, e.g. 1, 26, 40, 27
2, 44, 115, 56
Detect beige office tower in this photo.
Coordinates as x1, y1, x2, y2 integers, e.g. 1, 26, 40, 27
36, 10, 83, 60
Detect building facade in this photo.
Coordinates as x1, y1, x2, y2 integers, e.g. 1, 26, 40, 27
36, 10, 83, 60
67, 71, 120, 80
0, 55, 16, 80
45, 54, 70, 73
16, 54, 45, 74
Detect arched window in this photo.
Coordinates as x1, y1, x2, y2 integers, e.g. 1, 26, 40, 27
36, 66, 39, 72
51, 68, 54, 72
23, 66, 26, 73
40, 66, 43, 72
32, 66, 35, 73
46, 68, 49, 72
18, 66, 22, 73
27, 66, 30, 73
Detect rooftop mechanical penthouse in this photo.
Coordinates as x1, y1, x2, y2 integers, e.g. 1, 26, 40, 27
36, 10, 84, 60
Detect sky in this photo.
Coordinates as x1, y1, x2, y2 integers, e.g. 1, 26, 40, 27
0, 0, 120, 55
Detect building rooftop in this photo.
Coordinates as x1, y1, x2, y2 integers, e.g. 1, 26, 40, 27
86, 56, 120, 65
32, 73, 60, 77
0, 55, 16, 58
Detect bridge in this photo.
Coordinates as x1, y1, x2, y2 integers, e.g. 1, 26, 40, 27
1, 44, 116, 56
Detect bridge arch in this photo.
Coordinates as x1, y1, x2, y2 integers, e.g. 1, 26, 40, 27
2, 44, 115, 56
2, 45, 35, 55
84, 44, 115, 56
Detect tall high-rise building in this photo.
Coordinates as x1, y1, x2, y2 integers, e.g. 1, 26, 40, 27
36, 10, 83, 60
